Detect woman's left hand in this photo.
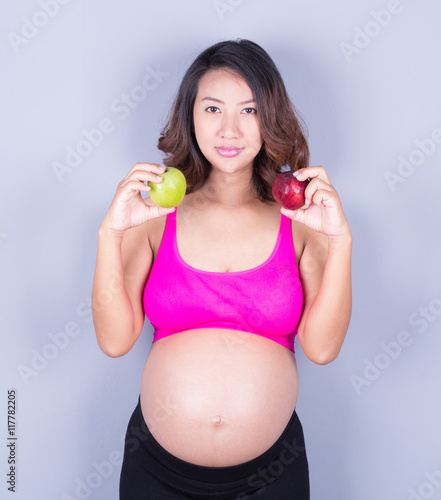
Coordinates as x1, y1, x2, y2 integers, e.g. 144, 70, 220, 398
280, 166, 351, 239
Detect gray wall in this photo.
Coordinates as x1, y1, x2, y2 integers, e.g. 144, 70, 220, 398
2, 1, 441, 499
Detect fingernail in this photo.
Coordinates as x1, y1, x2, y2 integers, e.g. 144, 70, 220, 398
293, 170, 300, 178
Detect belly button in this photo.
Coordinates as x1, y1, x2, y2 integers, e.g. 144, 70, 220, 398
211, 415, 224, 425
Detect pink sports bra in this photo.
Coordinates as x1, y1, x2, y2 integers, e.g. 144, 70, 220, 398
143, 209, 303, 352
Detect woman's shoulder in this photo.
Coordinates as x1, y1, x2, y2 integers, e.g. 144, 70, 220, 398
122, 198, 169, 259
142, 209, 169, 258
289, 217, 327, 268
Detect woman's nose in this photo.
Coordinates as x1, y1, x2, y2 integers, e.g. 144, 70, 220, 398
219, 114, 240, 139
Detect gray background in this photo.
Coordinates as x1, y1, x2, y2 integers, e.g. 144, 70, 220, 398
1, 0, 441, 499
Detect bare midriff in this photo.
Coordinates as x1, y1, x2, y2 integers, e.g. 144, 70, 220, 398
140, 327, 299, 467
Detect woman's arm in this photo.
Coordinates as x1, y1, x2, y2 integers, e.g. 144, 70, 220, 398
282, 166, 352, 365
296, 230, 352, 364
92, 163, 175, 357
92, 224, 151, 357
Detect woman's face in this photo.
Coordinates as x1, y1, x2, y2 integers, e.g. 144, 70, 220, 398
193, 69, 263, 175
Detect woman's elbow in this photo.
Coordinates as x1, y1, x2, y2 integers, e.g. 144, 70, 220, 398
304, 345, 342, 365
99, 344, 128, 358
95, 334, 137, 358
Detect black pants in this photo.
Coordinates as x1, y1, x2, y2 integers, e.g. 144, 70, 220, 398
120, 398, 310, 499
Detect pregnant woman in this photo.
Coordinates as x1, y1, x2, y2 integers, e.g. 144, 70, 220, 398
92, 39, 352, 499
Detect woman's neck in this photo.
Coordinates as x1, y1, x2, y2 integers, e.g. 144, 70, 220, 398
198, 168, 259, 207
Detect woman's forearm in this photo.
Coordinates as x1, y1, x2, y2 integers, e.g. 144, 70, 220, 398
300, 234, 352, 364
92, 227, 138, 357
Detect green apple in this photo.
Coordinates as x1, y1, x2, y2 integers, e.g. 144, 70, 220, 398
147, 166, 186, 208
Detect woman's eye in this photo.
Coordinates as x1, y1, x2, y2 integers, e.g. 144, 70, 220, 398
206, 106, 220, 113
242, 107, 257, 114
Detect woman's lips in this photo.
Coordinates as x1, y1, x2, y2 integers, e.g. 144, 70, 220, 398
216, 146, 243, 157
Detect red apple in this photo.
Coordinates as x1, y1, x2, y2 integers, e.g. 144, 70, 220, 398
272, 171, 309, 210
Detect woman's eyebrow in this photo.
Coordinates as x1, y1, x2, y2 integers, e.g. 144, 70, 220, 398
200, 97, 256, 105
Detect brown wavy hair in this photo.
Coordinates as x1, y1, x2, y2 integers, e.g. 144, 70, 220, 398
157, 39, 309, 202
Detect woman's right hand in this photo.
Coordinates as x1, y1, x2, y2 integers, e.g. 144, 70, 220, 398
100, 163, 176, 235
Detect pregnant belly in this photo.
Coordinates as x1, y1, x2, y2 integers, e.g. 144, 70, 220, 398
140, 328, 299, 467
